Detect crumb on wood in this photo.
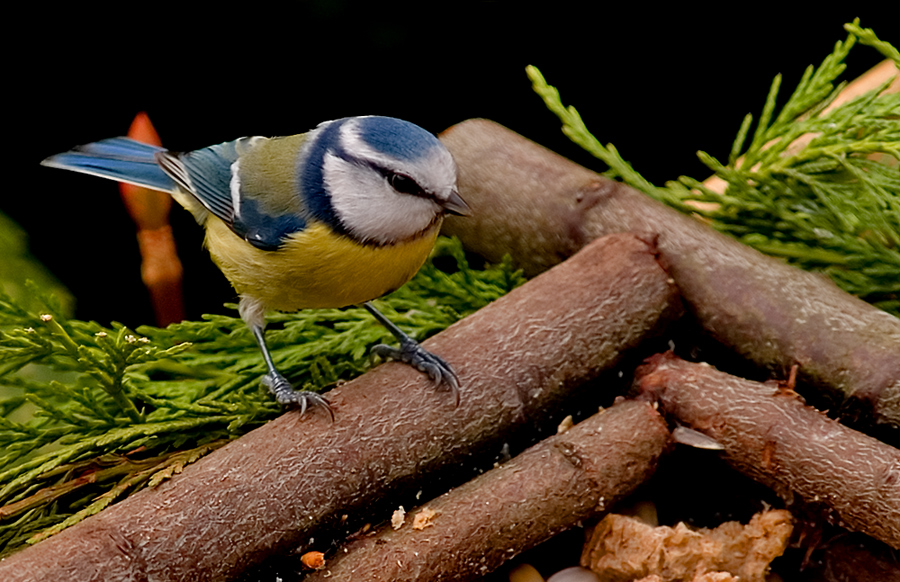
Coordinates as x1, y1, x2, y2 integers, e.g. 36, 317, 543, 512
557, 415, 574, 434
413, 507, 437, 530
391, 506, 406, 530
581, 509, 792, 582
300, 551, 325, 570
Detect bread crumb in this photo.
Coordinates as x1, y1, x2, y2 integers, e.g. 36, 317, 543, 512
557, 415, 574, 434
413, 507, 437, 530
300, 551, 325, 570
391, 506, 406, 530
581, 509, 792, 582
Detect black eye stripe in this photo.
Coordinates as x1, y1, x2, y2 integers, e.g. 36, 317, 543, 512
388, 172, 425, 197
346, 156, 431, 200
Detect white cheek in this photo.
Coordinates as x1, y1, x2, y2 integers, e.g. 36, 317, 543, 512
323, 154, 440, 244
424, 148, 459, 202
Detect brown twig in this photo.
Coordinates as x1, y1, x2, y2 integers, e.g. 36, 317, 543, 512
0, 233, 682, 582
635, 353, 900, 549
438, 119, 900, 429
305, 401, 670, 581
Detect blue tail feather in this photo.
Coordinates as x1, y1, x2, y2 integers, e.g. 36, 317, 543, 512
42, 137, 176, 193
77, 137, 166, 159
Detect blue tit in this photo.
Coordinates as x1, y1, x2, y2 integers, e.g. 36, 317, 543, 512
42, 116, 470, 416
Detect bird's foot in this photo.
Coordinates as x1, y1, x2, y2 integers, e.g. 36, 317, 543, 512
262, 372, 334, 420
371, 337, 460, 405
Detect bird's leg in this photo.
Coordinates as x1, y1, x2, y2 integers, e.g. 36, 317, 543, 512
363, 301, 460, 404
239, 296, 333, 418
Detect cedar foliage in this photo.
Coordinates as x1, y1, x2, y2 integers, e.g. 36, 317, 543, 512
0, 237, 523, 555
529, 19, 899, 315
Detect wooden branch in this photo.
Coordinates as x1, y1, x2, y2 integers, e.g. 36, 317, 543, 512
635, 353, 900, 549
805, 533, 900, 582
304, 401, 669, 581
438, 119, 900, 429
0, 233, 682, 582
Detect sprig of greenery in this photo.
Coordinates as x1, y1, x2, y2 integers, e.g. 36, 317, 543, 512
525, 66, 685, 210
528, 19, 900, 315
0, 237, 523, 555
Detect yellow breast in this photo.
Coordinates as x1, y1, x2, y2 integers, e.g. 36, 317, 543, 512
203, 217, 441, 311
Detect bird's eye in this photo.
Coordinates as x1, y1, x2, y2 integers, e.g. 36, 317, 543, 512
389, 173, 423, 197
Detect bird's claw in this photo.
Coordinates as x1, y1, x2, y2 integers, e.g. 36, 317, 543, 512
371, 338, 460, 405
262, 372, 334, 420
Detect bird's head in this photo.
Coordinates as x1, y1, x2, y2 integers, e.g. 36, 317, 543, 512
302, 116, 469, 245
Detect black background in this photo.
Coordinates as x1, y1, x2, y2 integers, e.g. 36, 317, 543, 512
9, 4, 895, 327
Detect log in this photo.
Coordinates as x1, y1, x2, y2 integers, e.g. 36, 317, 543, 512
805, 534, 900, 582
304, 401, 670, 581
635, 353, 900, 549
0, 233, 682, 582
438, 119, 900, 429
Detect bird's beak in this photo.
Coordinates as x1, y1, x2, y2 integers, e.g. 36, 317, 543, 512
441, 190, 472, 217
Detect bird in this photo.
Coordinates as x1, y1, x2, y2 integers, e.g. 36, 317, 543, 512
42, 115, 470, 416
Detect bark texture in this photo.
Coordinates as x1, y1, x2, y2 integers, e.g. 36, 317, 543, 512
305, 401, 670, 581
439, 119, 900, 428
0, 233, 681, 582
636, 353, 900, 549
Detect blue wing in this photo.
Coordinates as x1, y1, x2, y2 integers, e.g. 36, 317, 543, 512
44, 136, 308, 251
155, 140, 242, 227
158, 138, 308, 250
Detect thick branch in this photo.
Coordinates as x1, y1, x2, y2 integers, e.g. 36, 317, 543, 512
305, 401, 669, 581
0, 233, 681, 582
805, 534, 900, 582
635, 353, 900, 549
438, 119, 900, 428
